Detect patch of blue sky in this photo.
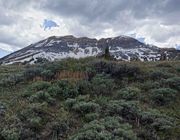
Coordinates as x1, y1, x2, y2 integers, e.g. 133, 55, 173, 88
137, 37, 145, 43
41, 19, 59, 30
175, 44, 180, 50
0, 49, 10, 58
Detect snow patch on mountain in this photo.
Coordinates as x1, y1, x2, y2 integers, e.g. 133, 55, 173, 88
0, 35, 179, 65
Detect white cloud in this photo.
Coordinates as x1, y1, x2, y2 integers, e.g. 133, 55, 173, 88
0, 5, 70, 52
135, 22, 180, 48
0, 0, 180, 52
0, 43, 17, 52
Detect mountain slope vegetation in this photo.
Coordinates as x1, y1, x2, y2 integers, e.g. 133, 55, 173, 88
0, 58, 180, 140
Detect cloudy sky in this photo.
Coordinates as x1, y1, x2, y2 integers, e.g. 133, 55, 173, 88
0, 0, 180, 56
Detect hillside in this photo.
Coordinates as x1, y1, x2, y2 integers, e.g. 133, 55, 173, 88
1, 35, 180, 65
0, 58, 180, 140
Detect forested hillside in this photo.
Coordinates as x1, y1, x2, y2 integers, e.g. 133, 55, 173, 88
0, 58, 180, 140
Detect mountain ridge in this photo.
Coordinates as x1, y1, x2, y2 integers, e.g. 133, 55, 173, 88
0, 35, 179, 65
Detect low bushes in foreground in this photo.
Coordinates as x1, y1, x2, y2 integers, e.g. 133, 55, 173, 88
150, 88, 177, 106
0, 59, 179, 140
69, 116, 137, 140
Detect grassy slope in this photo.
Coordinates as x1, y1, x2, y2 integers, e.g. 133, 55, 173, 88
0, 58, 180, 140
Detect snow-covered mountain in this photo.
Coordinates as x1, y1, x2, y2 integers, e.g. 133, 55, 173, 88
0, 35, 179, 65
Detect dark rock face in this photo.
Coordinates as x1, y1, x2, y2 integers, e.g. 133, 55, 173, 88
0, 35, 179, 65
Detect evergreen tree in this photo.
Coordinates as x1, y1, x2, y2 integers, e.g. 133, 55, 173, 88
104, 46, 110, 59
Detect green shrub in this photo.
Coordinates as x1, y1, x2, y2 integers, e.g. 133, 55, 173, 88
139, 109, 176, 139
156, 62, 172, 68
77, 80, 91, 95
104, 100, 140, 121
29, 91, 55, 104
91, 74, 115, 96
76, 95, 90, 102
50, 120, 70, 140
166, 77, 180, 90
65, 98, 77, 109
24, 67, 43, 81
84, 113, 99, 122
140, 81, 161, 91
28, 116, 42, 129
176, 66, 180, 72
91, 60, 115, 74
122, 108, 177, 139
18, 103, 48, 130
150, 88, 177, 106
91, 60, 140, 80
149, 70, 173, 80
41, 62, 61, 75
55, 80, 79, 98
41, 69, 54, 81
17, 103, 70, 139
0, 74, 24, 87
152, 117, 175, 131
70, 129, 111, 140
29, 81, 51, 92
111, 64, 140, 79
72, 101, 100, 115
69, 116, 137, 140
65, 95, 91, 110
85, 67, 96, 80
115, 87, 141, 100
95, 96, 109, 106
140, 109, 164, 125
24, 82, 54, 103
47, 85, 62, 97
1, 127, 20, 140
139, 109, 175, 132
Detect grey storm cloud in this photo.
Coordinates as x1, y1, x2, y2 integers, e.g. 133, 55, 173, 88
41, 0, 180, 24
0, 12, 15, 26
0, 30, 25, 47
0, 0, 179, 52
39, 0, 180, 42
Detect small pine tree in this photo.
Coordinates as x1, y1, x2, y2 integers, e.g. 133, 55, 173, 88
160, 52, 167, 61
104, 46, 110, 59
